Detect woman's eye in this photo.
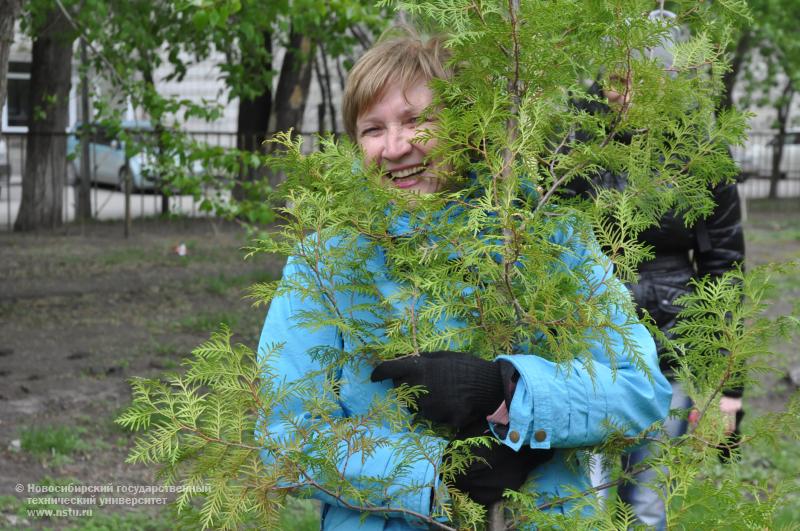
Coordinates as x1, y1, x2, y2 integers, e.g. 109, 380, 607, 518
360, 127, 379, 136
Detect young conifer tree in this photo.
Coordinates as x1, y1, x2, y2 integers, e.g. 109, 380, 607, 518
117, 1, 800, 529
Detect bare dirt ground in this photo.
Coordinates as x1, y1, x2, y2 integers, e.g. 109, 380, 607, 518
0, 217, 286, 529
0, 199, 798, 529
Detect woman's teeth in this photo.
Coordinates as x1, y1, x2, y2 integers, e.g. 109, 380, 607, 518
390, 165, 425, 180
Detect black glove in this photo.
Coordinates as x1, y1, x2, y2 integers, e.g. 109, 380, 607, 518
449, 421, 555, 506
370, 351, 503, 429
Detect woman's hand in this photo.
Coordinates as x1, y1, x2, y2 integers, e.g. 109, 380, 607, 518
605, 71, 633, 110
719, 396, 743, 434
687, 397, 743, 435
370, 351, 504, 429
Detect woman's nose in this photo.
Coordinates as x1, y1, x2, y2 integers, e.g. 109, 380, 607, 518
382, 125, 413, 160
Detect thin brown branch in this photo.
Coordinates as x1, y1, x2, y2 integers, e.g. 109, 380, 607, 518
295, 464, 457, 530
548, 128, 575, 179
349, 24, 372, 49
687, 341, 738, 436
470, 0, 488, 26
537, 101, 626, 208
408, 289, 421, 355
52, 0, 128, 87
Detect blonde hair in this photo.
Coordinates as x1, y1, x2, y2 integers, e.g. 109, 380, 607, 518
342, 27, 451, 140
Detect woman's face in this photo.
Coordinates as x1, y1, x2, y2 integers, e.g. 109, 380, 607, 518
356, 79, 442, 195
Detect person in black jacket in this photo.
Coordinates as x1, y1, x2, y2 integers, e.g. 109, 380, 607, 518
577, 168, 746, 531
566, 36, 746, 529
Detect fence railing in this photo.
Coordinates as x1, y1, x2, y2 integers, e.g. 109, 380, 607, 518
0, 130, 321, 231
1, 129, 798, 231
730, 130, 800, 199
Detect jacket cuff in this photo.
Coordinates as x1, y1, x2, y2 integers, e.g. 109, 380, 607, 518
484, 360, 520, 438
489, 355, 578, 450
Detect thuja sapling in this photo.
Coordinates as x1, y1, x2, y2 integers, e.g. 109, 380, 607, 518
116, 1, 800, 529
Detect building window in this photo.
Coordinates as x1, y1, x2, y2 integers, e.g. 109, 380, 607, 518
5, 61, 31, 129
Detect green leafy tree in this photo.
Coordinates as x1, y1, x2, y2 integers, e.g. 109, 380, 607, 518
8, 0, 386, 227
118, 1, 800, 529
190, 0, 388, 217
717, 0, 800, 196
69, 0, 387, 222
741, 0, 800, 197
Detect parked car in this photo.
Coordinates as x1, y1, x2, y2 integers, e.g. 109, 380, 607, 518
67, 121, 164, 191
0, 137, 10, 179
734, 131, 800, 179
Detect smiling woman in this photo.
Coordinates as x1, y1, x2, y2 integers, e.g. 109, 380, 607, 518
343, 28, 451, 195
355, 82, 441, 194
252, 24, 671, 531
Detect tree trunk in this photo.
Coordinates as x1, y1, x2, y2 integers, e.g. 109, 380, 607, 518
266, 27, 315, 190
76, 38, 92, 221
141, 67, 171, 215
0, 0, 24, 113
317, 41, 338, 134
768, 81, 794, 199
234, 31, 272, 202
14, 7, 74, 232
718, 30, 750, 113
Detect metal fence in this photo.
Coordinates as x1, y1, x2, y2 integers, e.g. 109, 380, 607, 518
0, 130, 322, 231
1, 129, 798, 231
731, 130, 800, 199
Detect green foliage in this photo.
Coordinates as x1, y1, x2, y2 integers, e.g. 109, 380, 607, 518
736, 0, 800, 108
277, 497, 320, 531
665, 399, 800, 530
20, 426, 89, 460
176, 311, 240, 333
116, 1, 800, 529
116, 326, 277, 529
34, 0, 390, 222
66, 511, 173, 531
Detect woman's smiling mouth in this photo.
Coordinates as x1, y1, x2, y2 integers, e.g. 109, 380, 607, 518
388, 165, 426, 180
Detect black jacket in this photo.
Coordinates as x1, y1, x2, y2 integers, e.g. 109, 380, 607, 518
566, 83, 746, 396
567, 170, 746, 396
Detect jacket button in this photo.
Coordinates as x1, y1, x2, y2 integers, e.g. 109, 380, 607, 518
508, 431, 520, 443
534, 429, 547, 442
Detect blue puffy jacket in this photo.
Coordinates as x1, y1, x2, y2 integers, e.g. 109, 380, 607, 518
257, 207, 672, 530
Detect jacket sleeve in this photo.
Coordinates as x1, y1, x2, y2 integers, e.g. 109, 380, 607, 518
493, 233, 672, 451
694, 182, 746, 279
257, 255, 445, 525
